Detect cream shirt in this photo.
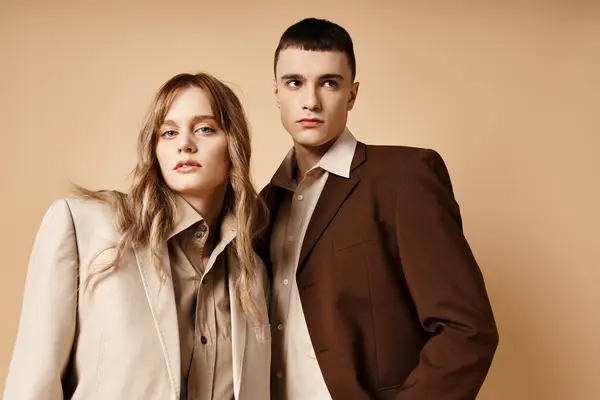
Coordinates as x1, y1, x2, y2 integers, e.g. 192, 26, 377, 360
269, 129, 358, 400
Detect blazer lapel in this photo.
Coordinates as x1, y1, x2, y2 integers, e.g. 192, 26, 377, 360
227, 249, 247, 399
256, 183, 285, 280
133, 244, 181, 399
298, 142, 367, 272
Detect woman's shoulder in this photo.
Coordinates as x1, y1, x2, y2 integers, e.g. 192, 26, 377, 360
45, 190, 124, 230
34, 192, 125, 264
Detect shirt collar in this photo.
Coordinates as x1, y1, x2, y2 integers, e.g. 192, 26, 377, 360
167, 194, 236, 243
272, 127, 358, 190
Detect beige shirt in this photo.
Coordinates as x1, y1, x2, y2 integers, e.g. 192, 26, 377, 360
269, 129, 358, 400
168, 198, 236, 400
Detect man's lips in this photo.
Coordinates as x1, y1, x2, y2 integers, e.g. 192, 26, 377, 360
297, 118, 324, 127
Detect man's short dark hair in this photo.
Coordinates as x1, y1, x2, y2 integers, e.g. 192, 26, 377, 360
274, 18, 356, 80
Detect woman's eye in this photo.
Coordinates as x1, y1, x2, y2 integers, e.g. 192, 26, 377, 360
196, 126, 216, 134
161, 130, 177, 138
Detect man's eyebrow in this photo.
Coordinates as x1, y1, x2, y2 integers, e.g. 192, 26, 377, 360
280, 73, 304, 81
319, 73, 344, 80
280, 73, 345, 81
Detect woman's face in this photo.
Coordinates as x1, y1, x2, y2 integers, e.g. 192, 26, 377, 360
155, 86, 230, 199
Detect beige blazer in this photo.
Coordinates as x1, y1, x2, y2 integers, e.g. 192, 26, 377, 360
3, 197, 271, 400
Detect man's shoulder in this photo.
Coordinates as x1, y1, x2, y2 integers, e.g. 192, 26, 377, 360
362, 142, 446, 173
360, 142, 456, 200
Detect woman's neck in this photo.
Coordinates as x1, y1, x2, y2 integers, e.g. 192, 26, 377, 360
183, 187, 227, 260
182, 186, 227, 233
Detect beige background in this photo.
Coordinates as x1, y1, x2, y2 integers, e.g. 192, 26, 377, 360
1, 0, 599, 398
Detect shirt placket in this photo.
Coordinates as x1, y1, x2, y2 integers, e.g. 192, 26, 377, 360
188, 221, 217, 400
272, 172, 316, 385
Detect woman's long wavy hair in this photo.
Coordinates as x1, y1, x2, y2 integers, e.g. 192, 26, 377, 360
76, 72, 269, 322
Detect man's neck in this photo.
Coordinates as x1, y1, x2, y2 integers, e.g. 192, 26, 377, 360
293, 137, 338, 182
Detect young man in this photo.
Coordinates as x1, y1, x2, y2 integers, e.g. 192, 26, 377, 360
258, 18, 499, 400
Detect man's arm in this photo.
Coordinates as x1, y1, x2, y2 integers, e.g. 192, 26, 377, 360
394, 149, 499, 400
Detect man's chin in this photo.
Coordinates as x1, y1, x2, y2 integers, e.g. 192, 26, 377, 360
291, 130, 336, 149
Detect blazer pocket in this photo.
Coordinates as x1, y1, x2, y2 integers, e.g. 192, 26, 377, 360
253, 324, 272, 343
377, 378, 418, 394
333, 220, 387, 252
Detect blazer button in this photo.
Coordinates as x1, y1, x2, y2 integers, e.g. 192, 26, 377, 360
201, 336, 208, 345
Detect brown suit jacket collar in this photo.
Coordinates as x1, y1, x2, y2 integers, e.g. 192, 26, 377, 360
262, 142, 367, 273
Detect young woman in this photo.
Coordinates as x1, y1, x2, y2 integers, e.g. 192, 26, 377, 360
3, 73, 271, 400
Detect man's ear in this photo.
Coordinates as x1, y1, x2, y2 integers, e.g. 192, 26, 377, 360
348, 81, 360, 111
273, 78, 280, 109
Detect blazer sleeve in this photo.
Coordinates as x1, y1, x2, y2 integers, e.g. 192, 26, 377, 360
3, 199, 78, 400
394, 150, 499, 400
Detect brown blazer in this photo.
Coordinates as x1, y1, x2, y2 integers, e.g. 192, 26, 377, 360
258, 142, 499, 400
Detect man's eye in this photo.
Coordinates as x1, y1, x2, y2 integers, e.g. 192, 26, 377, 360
324, 80, 338, 88
287, 80, 301, 88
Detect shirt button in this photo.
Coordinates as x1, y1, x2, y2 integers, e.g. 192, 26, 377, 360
194, 224, 207, 238
297, 194, 304, 201
283, 279, 289, 285
277, 324, 284, 331
276, 371, 283, 379
200, 336, 208, 345
287, 235, 294, 242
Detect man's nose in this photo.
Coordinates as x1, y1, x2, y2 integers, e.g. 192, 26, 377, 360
302, 87, 321, 112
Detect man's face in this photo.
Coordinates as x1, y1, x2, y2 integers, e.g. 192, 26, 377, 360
274, 48, 359, 151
